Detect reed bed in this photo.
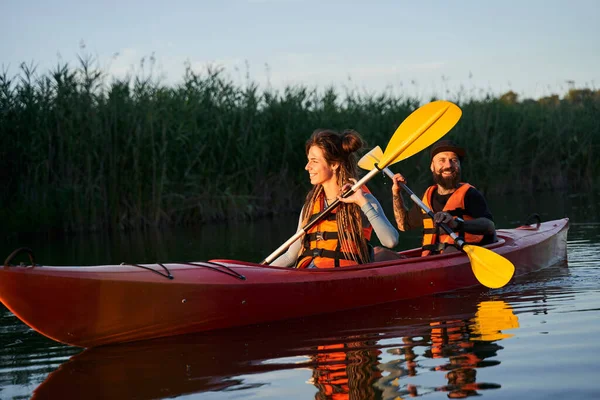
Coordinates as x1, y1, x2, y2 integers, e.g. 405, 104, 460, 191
1, 58, 598, 233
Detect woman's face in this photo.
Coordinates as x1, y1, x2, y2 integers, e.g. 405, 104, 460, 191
305, 145, 337, 186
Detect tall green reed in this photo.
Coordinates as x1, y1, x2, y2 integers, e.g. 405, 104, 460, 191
0, 58, 597, 234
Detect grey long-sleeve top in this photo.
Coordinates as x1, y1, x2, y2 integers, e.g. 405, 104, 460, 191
271, 193, 399, 267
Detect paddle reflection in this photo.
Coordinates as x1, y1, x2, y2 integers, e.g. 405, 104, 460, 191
31, 296, 519, 400
377, 300, 519, 398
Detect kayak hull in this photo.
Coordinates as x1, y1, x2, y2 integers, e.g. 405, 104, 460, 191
0, 218, 569, 348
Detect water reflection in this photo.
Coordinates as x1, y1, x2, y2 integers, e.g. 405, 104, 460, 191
376, 300, 518, 399
30, 293, 520, 400
309, 341, 381, 399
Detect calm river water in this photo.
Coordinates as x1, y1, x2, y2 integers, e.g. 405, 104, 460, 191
1, 191, 599, 399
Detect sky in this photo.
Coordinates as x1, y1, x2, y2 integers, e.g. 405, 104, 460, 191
2, 0, 599, 101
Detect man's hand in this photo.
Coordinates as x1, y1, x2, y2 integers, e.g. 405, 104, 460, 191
433, 211, 457, 228
391, 173, 406, 196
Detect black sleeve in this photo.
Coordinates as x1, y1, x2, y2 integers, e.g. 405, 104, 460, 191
464, 188, 494, 221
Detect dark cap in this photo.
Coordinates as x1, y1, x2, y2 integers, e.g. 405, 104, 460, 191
430, 140, 466, 161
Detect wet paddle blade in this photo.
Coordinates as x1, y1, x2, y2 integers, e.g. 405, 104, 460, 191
380, 100, 462, 167
463, 245, 515, 288
357, 146, 384, 170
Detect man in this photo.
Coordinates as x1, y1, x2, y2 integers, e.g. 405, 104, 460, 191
391, 140, 496, 256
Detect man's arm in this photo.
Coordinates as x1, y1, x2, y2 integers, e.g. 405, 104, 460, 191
461, 216, 496, 235
465, 187, 495, 235
391, 173, 425, 231
393, 192, 410, 231
391, 173, 411, 231
463, 187, 496, 236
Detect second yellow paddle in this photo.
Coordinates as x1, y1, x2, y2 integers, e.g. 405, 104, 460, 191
358, 146, 515, 288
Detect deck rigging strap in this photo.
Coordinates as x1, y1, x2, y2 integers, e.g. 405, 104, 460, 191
4, 247, 37, 267
183, 261, 246, 280
120, 262, 174, 280
121, 260, 246, 281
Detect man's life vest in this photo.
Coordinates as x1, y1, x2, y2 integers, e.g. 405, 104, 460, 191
421, 183, 484, 256
297, 189, 373, 268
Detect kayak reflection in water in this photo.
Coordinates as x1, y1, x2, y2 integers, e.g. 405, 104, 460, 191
376, 300, 519, 398
271, 129, 399, 269
29, 299, 518, 399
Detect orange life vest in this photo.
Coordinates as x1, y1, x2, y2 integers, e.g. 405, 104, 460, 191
297, 189, 373, 268
421, 183, 484, 256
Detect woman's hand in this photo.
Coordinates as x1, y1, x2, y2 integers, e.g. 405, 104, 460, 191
338, 178, 368, 207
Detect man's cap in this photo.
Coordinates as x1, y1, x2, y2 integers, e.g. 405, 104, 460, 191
430, 140, 466, 161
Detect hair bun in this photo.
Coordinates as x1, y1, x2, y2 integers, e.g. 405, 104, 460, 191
341, 129, 364, 154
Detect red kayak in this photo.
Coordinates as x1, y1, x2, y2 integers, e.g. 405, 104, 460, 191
0, 218, 568, 348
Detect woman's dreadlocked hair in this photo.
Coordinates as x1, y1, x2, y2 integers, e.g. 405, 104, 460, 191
300, 129, 370, 264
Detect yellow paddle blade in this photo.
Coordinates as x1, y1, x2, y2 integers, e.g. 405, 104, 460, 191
469, 300, 520, 341
380, 100, 462, 167
357, 146, 384, 170
463, 245, 515, 288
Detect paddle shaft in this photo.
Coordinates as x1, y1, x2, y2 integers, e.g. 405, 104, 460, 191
260, 168, 379, 264
379, 165, 466, 249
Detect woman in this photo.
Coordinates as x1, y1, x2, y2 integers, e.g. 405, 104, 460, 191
272, 129, 399, 268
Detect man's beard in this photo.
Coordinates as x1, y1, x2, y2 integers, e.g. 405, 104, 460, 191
432, 167, 461, 190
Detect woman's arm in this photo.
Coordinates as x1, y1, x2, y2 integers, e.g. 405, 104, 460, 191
270, 211, 304, 267
361, 193, 400, 248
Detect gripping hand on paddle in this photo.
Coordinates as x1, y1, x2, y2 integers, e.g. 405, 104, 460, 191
338, 178, 368, 207
434, 211, 457, 228
391, 173, 407, 197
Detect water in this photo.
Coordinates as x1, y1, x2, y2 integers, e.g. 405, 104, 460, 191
1, 192, 599, 399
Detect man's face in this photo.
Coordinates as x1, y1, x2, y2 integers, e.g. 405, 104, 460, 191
430, 151, 461, 190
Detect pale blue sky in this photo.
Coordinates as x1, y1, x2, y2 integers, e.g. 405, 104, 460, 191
2, 0, 599, 100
